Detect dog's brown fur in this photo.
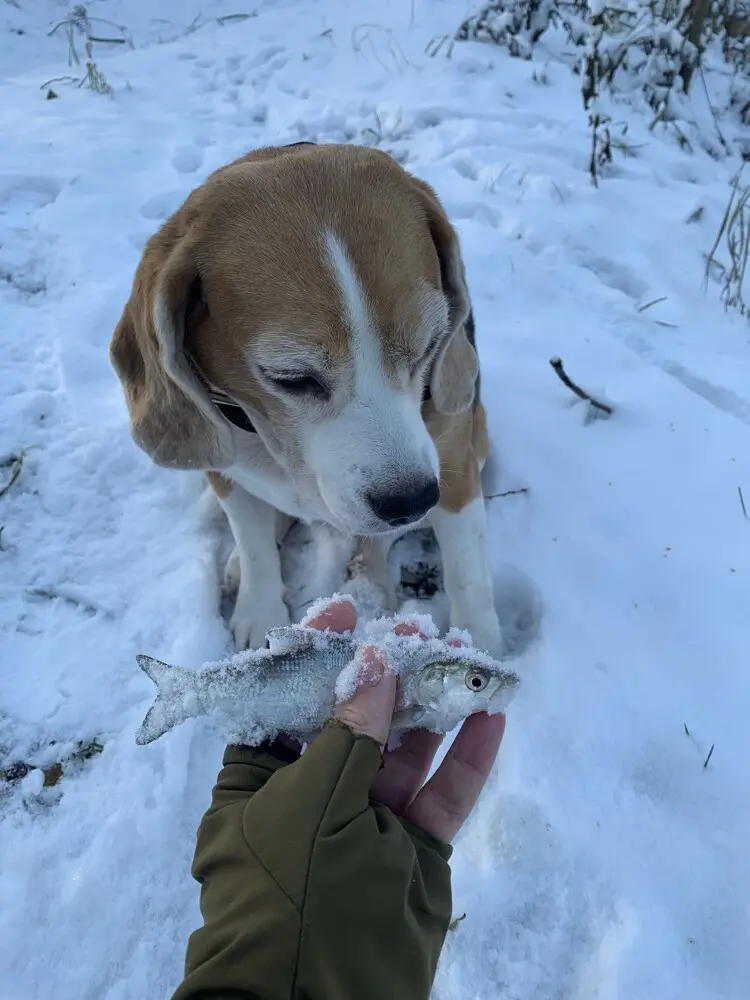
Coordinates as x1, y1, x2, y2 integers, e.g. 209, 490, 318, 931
109, 143, 480, 479
109, 142, 501, 654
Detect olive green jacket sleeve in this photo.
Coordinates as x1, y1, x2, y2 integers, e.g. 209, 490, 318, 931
170, 719, 453, 1000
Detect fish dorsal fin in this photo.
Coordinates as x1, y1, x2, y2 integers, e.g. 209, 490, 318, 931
266, 626, 317, 657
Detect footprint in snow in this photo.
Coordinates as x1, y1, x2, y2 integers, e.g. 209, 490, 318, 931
0, 175, 61, 216
140, 190, 188, 222
451, 158, 480, 181
244, 45, 287, 70
171, 145, 205, 175
493, 566, 543, 661
576, 253, 649, 303
449, 201, 504, 228
440, 792, 606, 1000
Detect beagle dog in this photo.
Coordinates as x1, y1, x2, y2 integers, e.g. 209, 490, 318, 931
109, 142, 504, 656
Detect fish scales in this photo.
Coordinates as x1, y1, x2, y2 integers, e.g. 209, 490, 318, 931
134, 619, 521, 748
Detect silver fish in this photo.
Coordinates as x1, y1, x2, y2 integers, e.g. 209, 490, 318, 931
134, 624, 520, 747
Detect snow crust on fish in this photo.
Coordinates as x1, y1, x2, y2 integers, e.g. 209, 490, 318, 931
134, 607, 520, 748
332, 619, 511, 702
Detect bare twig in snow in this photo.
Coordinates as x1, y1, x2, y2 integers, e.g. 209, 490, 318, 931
426, 34, 455, 59
549, 357, 613, 415
684, 722, 716, 769
638, 296, 668, 312
216, 13, 256, 26
0, 462, 22, 499
0, 450, 28, 499
485, 488, 530, 501
739, 486, 748, 520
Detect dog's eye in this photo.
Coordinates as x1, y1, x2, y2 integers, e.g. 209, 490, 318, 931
264, 371, 329, 398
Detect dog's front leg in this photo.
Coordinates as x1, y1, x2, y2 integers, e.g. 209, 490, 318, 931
355, 536, 398, 612
429, 494, 503, 656
292, 522, 355, 619
208, 474, 290, 650
424, 402, 504, 656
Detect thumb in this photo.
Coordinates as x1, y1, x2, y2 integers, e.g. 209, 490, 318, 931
333, 645, 398, 748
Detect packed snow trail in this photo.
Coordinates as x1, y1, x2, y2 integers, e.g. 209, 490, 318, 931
1, 2, 749, 999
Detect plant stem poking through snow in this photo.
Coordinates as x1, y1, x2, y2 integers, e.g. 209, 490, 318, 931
549, 357, 614, 415
44, 3, 129, 95
0, 450, 28, 499
738, 487, 748, 520
703, 743, 715, 768
484, 487, 531, 501
581, 0, 612, 187
705, 167, 750, 316
0, 739, 104, 789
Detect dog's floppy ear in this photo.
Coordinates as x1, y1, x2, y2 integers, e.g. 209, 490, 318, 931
109, 232, 235, 470
410, 176, 479, 416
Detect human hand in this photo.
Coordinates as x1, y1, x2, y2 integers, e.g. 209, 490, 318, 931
299, 596, 506, 845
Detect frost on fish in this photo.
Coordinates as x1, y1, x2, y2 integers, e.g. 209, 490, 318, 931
133, 610, 521, 748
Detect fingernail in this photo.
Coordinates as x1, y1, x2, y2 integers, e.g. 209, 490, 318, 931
355, 646, 386, 687
394, 622, 429, 640
300, 594, 356, 626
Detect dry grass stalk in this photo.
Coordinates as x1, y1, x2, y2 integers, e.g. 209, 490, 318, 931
705, 167, 750, 315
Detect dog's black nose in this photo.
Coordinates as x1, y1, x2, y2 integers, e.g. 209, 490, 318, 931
366, 478, 440, 527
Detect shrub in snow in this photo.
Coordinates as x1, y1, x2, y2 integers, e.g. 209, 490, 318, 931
457, 0, 750, 309
456, 0, 588, 59
457, 0, 750, 131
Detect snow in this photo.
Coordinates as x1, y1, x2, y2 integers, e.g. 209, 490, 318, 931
1, 1, 749, 998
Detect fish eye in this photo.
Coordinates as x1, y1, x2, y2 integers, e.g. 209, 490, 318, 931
465, 668, 490, 692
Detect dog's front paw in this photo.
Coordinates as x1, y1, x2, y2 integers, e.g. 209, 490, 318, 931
230, 591, 290, 651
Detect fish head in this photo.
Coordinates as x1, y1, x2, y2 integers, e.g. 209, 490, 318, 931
392, 650, 520, 734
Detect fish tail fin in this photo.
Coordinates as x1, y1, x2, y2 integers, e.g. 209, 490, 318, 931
134, 654, 192, 746
136, 653, 172, 687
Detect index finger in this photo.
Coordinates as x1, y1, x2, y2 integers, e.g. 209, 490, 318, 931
301, 597, 357, 634
370, 728, 444, 815
403, 711, 506, 844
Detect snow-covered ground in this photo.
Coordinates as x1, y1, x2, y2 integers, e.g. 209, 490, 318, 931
1, 1, 749, 998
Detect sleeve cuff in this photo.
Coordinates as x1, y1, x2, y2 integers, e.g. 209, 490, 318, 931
224, 738, 302, 769
398, 814, 454, 862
